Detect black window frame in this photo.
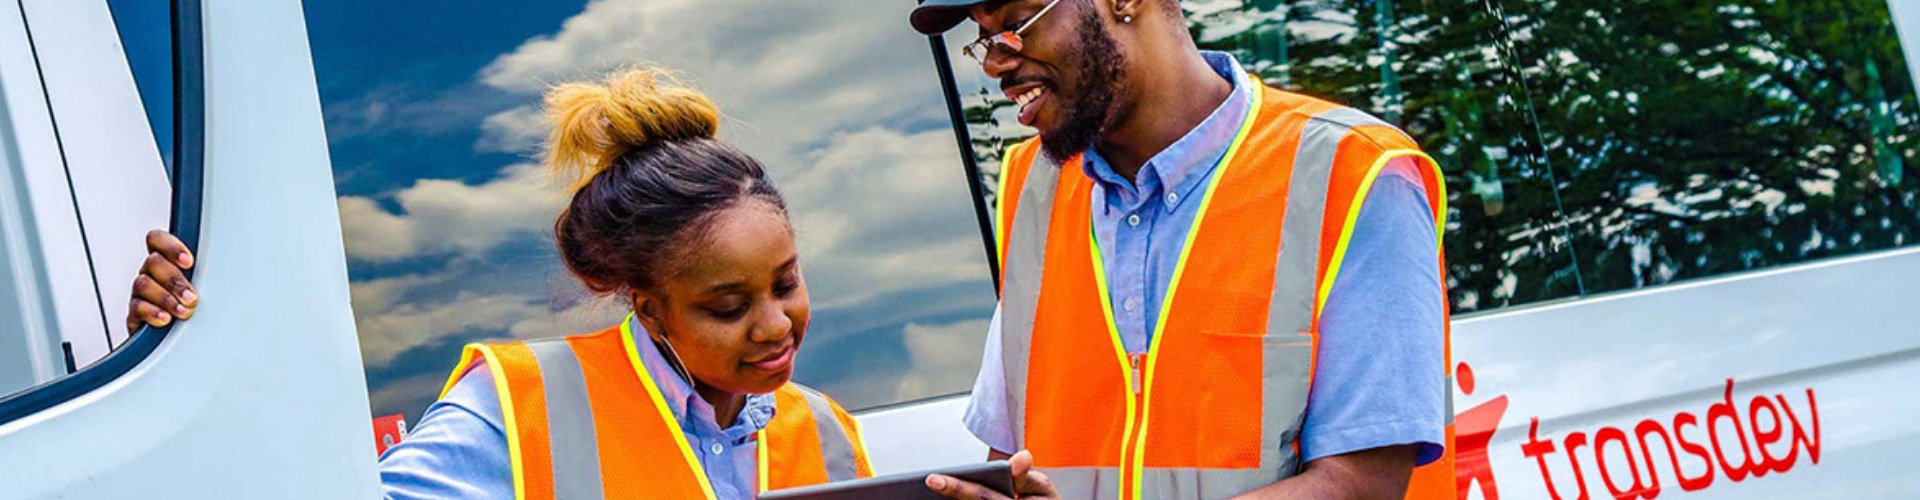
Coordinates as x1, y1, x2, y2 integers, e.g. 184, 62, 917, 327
927, 28, 1003, 295
0, 0, 203, 425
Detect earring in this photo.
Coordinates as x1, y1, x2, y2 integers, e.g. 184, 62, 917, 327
654, 332, 698, 388
1122, 14, 1133, 23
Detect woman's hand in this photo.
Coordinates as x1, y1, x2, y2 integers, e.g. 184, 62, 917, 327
127, 230, 197, 332
926, 450, 1059, 500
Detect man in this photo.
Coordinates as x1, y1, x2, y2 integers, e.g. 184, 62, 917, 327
912, 1, 1455, 499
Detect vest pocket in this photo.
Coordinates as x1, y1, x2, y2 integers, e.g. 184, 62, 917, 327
1144, 330, 1276, 467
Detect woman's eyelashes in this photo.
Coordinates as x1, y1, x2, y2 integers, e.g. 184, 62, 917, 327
705, 299, 750, 320
773, 274, 800, 297
706, 272, 798, 320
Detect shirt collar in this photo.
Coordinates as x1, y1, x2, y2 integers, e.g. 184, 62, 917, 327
1081, 51, 1254, 204
628, 315, 778, 434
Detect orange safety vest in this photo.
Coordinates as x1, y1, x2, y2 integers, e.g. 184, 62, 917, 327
440, 318, 872, 500
992, 74, 1455, 500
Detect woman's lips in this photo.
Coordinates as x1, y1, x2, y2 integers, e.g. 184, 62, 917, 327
747, 344, 795, 372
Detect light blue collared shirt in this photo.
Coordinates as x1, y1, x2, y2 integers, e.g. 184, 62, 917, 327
377, 316, 778, 500
964, 51, 1446, 465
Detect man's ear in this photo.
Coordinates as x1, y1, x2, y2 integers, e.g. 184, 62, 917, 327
1111, 0, 1145, 23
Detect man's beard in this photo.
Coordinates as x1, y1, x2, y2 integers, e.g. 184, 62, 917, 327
1038, 8, 1128, 165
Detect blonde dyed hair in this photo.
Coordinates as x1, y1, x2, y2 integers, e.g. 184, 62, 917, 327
543, 66, 722, 192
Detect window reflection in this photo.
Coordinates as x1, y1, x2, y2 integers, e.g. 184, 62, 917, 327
1509, 0, 1920, 293
107, 0, 174, 172
326, 0, 997, 420
950, 0, 1918, 313
949, 0, 1588, 313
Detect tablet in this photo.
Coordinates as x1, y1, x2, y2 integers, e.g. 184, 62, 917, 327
758, 461, 1013, 500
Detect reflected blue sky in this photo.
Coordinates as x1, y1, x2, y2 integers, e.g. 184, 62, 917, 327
302, 0, 998, 422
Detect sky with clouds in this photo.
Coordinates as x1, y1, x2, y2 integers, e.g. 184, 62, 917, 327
304, 0, 1000, 422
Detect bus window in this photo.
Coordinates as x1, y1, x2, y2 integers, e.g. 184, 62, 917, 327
0, 0, 175, 399
108, 0, 174, 173
314, 0, 998, 421
0, 91, 59, 396
1518, 0, 1920, 294
939, 0, 1588, 314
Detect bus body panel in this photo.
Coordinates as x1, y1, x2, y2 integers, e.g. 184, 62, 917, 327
858, 246, 1920, 500
0, 0, 379, 497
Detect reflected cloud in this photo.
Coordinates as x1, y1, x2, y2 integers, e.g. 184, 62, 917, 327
334, 0, 998, 418
338, 164, 565, 263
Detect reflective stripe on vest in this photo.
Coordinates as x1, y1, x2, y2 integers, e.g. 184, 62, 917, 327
995, 76, 1453, 500
439, 318, 869, 500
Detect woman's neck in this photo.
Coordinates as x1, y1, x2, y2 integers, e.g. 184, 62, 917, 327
695, 385, 749, 429
651, 336, 750, 428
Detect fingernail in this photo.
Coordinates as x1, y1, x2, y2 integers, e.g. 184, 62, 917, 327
156, 311, 171, 323
181, 289, 198, 303
928, 476, 947, 489
179, 254, 194, 268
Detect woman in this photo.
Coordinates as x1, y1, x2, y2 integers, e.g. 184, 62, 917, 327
138, 67, 869, 499
131, 66, 1059, 500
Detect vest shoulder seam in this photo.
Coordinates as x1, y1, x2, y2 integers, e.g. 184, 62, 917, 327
1307, 114, 1419, 155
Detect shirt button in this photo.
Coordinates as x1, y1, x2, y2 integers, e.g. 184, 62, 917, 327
710, 443, 725, 455
1123, 298, 1138, 312
1166, 192, 1180, 205
1127, 214, 1141, 227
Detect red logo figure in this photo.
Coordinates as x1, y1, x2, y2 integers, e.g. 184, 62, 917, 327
373, 414, 409, 456
1456, 362, 1509, 500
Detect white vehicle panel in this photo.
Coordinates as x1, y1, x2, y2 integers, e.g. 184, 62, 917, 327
0, 0, 102, 381
21, 0, 171, 353
1459, 247, 1920, 499
0, 0, 1911, 497
857, 247, 1920, 497
1893, 0, 1920, 100
0, 0, 379, 497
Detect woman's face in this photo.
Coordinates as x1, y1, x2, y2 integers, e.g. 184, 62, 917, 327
635, 200, 810, 395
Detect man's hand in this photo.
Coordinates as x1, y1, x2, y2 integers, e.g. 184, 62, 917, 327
127, 230, 197, 332
927, 450, 1058, 500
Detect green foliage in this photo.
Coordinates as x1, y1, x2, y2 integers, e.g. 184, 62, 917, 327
954, 0, 1918, 313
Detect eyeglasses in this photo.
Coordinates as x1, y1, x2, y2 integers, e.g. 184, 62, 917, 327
960, 0, 1064, 66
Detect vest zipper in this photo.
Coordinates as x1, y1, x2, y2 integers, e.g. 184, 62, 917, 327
1123, 353, 1150, 500
1128, 354, 1145, 394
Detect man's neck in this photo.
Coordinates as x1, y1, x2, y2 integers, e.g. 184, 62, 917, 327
1094, 50, 1233, 183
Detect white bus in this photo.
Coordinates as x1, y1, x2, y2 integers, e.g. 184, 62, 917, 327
0, 0, 1916, 498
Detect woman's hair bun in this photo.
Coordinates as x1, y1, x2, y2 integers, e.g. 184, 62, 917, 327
543, 66, 721, 191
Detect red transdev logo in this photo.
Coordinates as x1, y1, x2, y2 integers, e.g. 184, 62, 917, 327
1454, 363, 1822, 500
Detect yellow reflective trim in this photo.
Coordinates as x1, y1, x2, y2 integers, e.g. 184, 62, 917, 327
437, 346, 485, 400
1311, 150, 1446, 322
1130, 72, 1265, 499
1427, 155, 1450, 249
444, 345, 529, 500
849, 416, 871, 475
756, 429, 770, 493
620, 315, 721, 500
1082, 72, 1265, 500
1083, 227, 1138, 498
995, 142, 1023, 260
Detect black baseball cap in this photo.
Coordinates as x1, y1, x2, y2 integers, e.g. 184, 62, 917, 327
911, 0, 989, 35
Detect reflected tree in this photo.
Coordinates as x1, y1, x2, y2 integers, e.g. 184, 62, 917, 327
953, 0, 1917, 313
1513, 0, 1917, 294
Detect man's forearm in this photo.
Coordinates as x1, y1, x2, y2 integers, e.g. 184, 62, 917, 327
1228, 444, 1418, 500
